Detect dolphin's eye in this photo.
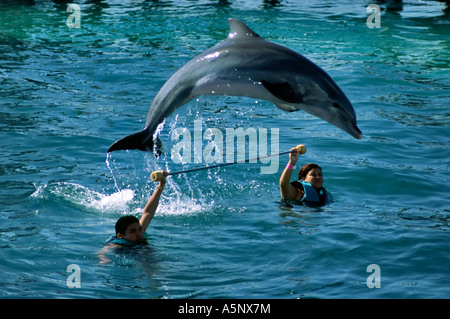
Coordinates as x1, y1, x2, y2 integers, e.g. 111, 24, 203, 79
333, 102, 340, 108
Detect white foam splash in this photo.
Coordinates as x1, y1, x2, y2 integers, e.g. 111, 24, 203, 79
157, 191, 213, 216
32, 182, 135, 214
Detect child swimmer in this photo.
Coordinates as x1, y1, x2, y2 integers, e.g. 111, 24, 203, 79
280, 146, 333, 207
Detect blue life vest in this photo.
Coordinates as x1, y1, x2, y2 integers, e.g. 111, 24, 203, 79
104, 236, 147, 248
286, 180, 333, 207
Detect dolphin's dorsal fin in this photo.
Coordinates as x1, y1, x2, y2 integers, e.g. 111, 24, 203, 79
227, 18, 260, 39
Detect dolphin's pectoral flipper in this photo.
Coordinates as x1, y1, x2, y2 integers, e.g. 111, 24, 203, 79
107, 128, 153, 153
261, 80, 304, 104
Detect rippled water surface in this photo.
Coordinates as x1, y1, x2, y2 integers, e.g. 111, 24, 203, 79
0, 0, 449, 298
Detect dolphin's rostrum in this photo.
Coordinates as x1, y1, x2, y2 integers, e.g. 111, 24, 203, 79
108, 18, 362, 153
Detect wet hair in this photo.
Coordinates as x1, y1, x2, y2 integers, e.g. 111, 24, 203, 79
115, 215, 139, 235
298, 163, 322, 180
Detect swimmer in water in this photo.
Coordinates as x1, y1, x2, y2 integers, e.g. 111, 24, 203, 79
98, 170, 169, 262
279, 146, 333, 207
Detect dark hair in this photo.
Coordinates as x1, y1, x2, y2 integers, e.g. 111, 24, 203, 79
115, 215, 139, 235
298, 163, 322, 180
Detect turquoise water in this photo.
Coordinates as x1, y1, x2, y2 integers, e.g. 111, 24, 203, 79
1, 0, 449, 299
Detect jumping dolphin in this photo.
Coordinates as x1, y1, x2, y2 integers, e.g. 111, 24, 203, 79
108, 18, 362, 153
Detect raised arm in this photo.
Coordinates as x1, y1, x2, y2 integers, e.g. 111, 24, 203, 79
140, 170, 169, 233
279, 147, 302, 201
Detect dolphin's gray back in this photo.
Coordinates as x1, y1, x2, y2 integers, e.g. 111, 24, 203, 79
144, 21, 343, 131
108, 18, 361, 153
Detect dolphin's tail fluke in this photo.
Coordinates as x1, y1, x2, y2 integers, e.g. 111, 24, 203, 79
107, 128, 156, 153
